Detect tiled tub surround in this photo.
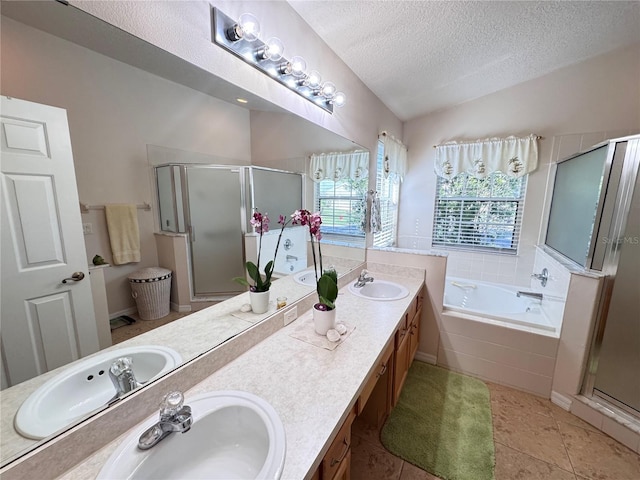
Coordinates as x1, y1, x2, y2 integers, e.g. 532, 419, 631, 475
438, 309, 559, 397
55, 270, 425, 480
0, 259, 364, 478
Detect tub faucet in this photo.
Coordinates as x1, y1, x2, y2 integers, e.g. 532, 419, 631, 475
531, 268, 549, 287
354, 269, 374, 288
138, 391, 192, 450
517, 291, 543, 301
109, 357, 140, 400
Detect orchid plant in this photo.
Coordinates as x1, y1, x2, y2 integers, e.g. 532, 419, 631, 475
291, 209, 338, 311
234, 211, 290, 293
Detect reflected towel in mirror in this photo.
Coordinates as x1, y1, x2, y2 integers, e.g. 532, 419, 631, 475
105, 204, 141, 265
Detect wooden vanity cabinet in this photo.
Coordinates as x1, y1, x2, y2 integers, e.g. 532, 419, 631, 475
393, 316, 411, 406
393, 288, 424, 406
312, 405, 356, 480
409, 288, 424, 362
356, 340, 394, 428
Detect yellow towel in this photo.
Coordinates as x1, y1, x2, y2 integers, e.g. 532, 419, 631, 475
105, 204, 140, 265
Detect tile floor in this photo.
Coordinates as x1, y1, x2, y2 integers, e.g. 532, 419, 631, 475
351, 380, 640, 480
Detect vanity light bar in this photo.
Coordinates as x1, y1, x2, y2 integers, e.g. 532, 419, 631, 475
211, 7, 345, 114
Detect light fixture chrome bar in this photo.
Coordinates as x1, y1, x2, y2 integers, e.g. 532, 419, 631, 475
211, 7, 336, 114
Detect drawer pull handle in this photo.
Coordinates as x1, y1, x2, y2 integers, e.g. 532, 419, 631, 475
377, 363, 388, 378
330, 437, 349, 467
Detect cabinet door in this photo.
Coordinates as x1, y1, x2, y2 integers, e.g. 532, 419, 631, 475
332, 448, 351, 480
393, 331, 410, 406
322, 407, 355, 480
409, 310, 420, 362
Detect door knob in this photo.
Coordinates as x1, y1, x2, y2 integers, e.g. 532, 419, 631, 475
62, 271, 85, 283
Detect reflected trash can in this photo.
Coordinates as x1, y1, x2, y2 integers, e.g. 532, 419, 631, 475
128, 267, 172, 320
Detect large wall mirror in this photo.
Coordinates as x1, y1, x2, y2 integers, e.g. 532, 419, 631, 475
0, 0, 366, 466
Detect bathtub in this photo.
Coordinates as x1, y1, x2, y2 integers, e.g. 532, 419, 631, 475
443, 276, 562, 335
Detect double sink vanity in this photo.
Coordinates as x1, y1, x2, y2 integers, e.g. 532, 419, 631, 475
3, 259, 427, 480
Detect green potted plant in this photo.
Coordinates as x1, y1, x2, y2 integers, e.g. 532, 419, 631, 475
233, 211, 290, 313
291, 209, 339, 334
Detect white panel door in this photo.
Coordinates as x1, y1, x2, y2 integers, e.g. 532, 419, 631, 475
1, 96, 99, 388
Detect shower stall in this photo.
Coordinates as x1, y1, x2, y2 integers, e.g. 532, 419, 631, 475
155, 164, 304, 298
545, 134, 640, 417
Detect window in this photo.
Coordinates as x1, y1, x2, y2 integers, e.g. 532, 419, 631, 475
432, 172, 526, 253
373, 140, 400, 247
315, 177, 367, 243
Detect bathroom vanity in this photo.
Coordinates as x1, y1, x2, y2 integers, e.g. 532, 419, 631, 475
49, 267, 426, 480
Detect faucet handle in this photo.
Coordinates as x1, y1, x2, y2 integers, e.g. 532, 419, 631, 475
160, 391, 185, 419
109, 357, 133, 376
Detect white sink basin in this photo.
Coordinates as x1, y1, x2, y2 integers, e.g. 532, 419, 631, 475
15, 345, 181, 439
348, 279, 409, 301
293, 269, 316, 286
98, 391, 286, 480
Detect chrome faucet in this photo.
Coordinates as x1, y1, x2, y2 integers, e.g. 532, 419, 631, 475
354, 269, 374, 288
109, 357, 140, 400
531, 268, 549, 287
286, 254, 298, 262
517, 291, 544, 301
138, 391, 192, 450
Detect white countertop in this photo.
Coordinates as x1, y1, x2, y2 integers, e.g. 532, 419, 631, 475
58, 270, 424, 479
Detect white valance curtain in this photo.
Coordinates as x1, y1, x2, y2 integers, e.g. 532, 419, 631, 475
310, 150, 369, 183
434, 134, 539, 180
380, 132, 407, 183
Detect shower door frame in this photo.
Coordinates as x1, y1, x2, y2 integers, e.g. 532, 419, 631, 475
581, 136, 640, 418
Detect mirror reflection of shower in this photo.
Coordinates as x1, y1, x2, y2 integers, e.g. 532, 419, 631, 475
156, 164, 304, 299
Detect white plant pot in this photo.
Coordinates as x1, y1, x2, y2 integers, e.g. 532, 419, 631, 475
312, 306, 336, 335
250, 290, 270, 314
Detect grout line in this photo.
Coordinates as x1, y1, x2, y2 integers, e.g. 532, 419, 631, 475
550, 416, 579, 478
494, 440, 577, 477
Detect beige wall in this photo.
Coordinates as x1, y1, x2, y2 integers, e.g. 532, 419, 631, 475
401, 44, 640, 285
73, 0, 404, 164
1, 17, 252, 314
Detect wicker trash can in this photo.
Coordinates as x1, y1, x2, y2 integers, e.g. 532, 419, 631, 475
128, 267, 172, 320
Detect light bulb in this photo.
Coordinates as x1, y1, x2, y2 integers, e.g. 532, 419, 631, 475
279, 55, 307, 77
227, 13, 260, 42
304, 70, 322, 89
321, 82, 337, 99
289, 56, 307, 78
331, 91, 346, 107
258, 37, 284, 61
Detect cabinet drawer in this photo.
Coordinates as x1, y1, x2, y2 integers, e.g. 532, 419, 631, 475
357, 341, 394, 414
322, 407, 356, 480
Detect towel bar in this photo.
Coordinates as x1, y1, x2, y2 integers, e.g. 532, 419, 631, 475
80, 202, 151, 213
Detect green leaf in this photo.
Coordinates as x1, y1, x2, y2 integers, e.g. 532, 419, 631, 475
317, 273, 338, 306
318, 295, 335, 310
245, 261, 260, 282
232, 276, 250, 287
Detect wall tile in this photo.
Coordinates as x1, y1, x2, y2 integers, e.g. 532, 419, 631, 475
500, 365, 553, 397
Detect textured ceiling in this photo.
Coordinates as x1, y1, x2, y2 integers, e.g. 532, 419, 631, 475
289, 1, 640, 121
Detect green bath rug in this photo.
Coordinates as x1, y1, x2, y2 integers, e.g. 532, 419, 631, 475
381, 361, 495, 480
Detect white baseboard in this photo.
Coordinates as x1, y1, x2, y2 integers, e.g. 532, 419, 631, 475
109, 307, 137, 319
171, 301, 192, 313
415, 351, 437, 365
550, 390, 573, 411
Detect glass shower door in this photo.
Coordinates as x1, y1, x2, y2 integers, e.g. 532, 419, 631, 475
186, 167, 244, 296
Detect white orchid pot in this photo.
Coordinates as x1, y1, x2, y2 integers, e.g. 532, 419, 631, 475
250, 290, 270, 314
312, 305, 336, 335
